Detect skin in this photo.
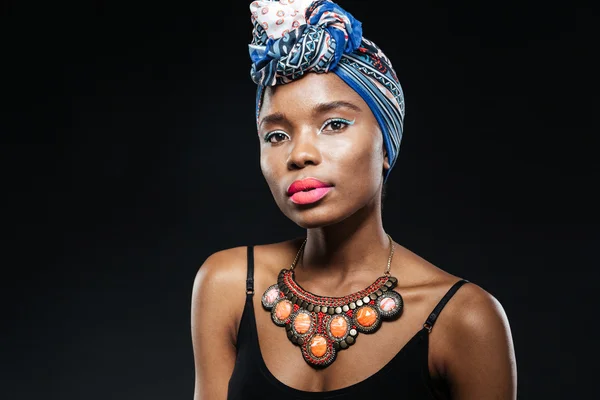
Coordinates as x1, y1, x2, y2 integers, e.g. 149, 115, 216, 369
191, 72, 517, 399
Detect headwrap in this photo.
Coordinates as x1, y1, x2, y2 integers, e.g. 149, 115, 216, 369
248, 0, 405, 182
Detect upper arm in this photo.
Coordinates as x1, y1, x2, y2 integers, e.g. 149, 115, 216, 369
443, 285, 518, 400
191, 248, 247, 400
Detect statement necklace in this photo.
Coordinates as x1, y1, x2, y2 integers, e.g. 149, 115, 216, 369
261, 234, 404, 368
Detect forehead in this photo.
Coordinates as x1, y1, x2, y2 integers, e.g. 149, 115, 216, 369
259, 72, 368, 118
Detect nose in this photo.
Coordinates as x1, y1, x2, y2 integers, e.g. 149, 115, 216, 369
286, 130, 322, 170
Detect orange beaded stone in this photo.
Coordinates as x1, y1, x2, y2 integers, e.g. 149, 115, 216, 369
294, 313, 311, 334
309, 335, 327, 357
356, 306, 377, 327
380, 297, 396, 312
275, 300, 292, 320
330, 316, 348, 338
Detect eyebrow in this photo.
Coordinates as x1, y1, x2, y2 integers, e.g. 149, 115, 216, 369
312, 100, 362, 115
259, 100, 362, 128
259, 112, 288, 129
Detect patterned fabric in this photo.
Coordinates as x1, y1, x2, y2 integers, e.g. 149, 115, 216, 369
249, 0, 405, 181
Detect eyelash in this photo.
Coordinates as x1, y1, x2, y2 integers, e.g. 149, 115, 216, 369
319, 118, 355, 133
263, 131, 289, 144
263, 118, 355, 144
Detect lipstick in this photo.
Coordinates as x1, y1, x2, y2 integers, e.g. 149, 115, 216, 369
287, 178, 333, 205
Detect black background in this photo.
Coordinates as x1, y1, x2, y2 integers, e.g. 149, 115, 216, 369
2, 1, 597, 399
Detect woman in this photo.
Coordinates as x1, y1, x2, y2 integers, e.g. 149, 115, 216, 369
191, 1, 517, 399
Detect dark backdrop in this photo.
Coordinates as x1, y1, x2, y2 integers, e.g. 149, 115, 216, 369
3, 1, 597, 399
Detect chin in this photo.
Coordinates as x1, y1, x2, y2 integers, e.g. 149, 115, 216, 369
283, 204, 352, 229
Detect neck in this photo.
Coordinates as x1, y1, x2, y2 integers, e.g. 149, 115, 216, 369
298, 199, 390, 280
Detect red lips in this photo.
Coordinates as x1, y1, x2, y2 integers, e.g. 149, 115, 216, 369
287, 177, 332, 196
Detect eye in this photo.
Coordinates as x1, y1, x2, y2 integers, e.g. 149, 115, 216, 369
320, 118, 355, 133
264, 131, 290, 144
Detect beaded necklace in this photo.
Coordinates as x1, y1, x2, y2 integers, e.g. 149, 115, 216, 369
261, 234, 403, 368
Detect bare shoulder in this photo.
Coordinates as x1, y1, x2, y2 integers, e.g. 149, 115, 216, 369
193, 238, 302, 300
397, 245, 517, 396
191, 239, 303, 341
399, 242, 512, 344
190, 245, 269, 399
191, 246, 251, 345
434, 279, 513, 347
435, 282, 517, 397
193, 246, 249, 295
422, 270, 516, 393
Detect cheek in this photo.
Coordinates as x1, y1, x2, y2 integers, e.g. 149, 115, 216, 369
260, 150, 291, 213
361, 127, 385, 172
260, 150, 280, 187
328, 132, 383, 176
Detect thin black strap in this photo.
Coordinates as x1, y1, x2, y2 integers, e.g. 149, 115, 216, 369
424, 279, 469, 332
246, 246, 255, 296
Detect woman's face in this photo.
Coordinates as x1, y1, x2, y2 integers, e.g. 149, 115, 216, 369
258, 72, 389, 229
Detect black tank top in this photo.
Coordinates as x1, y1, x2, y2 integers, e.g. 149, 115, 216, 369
228, 246, 469, 399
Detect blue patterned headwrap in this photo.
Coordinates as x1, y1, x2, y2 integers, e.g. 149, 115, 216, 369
248, 0, 405, 182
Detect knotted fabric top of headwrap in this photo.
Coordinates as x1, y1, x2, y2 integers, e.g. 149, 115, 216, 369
249, 0, 405, 182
